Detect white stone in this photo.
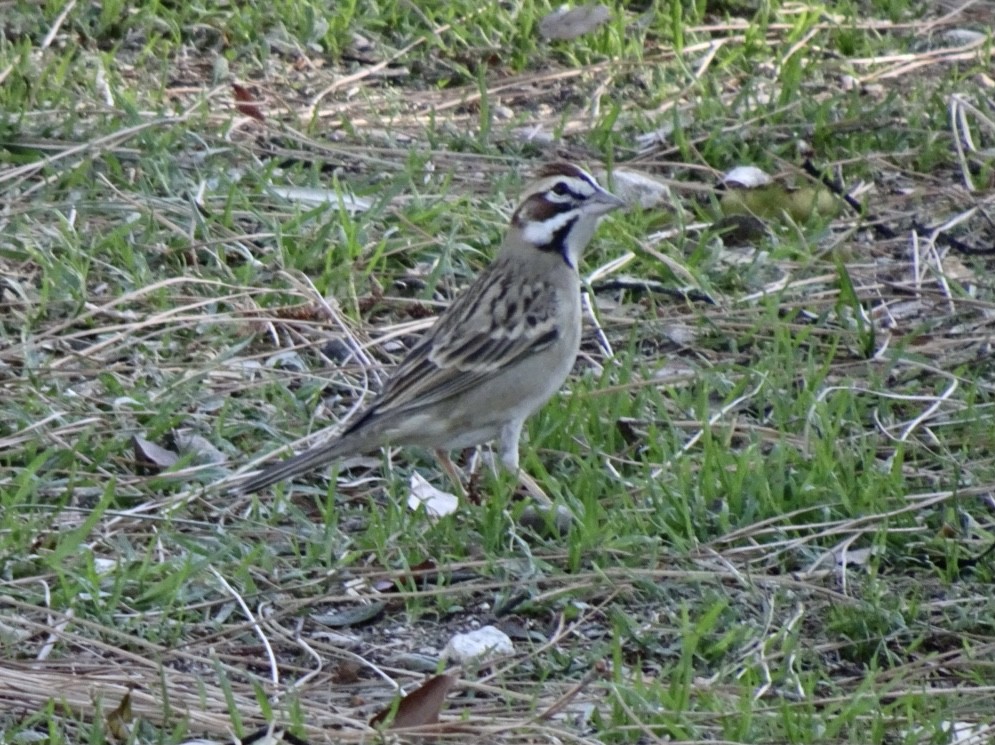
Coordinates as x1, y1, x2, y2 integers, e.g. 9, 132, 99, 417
443, 625, 514, 664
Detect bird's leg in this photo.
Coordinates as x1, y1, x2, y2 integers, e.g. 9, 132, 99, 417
498, 420, 523, 473
498, 421, 552, 507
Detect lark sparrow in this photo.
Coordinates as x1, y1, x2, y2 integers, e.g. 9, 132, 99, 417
236, 163, 624, 494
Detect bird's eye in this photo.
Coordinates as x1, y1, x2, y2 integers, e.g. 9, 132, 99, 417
551, 182, 571, 196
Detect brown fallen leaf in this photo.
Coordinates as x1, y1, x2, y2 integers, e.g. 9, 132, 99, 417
370, 673, 457, 729
232, 83, 265, 121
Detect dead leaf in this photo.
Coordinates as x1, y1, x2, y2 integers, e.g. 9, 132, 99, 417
312, 601, 386, 627
723, 165, 773, 189
538, 4, 611, 40
104, 690, 133, 740
132, 435, 179, 471
266, 184, 373, 213
833, 546, 876, 569
407, 473, 459, 518
232, 83, 265, 121
331, 660, 362, 684
173, 429, 228, 465
370, 674, 457, 729
940, 253, 976, 282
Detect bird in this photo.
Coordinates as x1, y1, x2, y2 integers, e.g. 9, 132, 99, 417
235, 162, 625, 495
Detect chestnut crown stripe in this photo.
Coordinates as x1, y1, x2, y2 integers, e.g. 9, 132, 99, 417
534, 162, 596, 181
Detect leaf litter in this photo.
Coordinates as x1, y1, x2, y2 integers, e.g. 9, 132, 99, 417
2, 2, 995, 743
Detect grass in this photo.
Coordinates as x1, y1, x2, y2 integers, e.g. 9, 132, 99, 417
2, 0, 995, 742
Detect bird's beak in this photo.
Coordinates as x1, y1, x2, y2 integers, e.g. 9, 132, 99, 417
590, 187, 626, 215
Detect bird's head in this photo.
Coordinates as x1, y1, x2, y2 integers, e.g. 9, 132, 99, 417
510, 163, 625, 269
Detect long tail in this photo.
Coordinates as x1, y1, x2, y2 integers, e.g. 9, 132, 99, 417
235, 436, 363, 494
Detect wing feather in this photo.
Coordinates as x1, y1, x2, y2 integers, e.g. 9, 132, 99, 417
359, 259, 562, 418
